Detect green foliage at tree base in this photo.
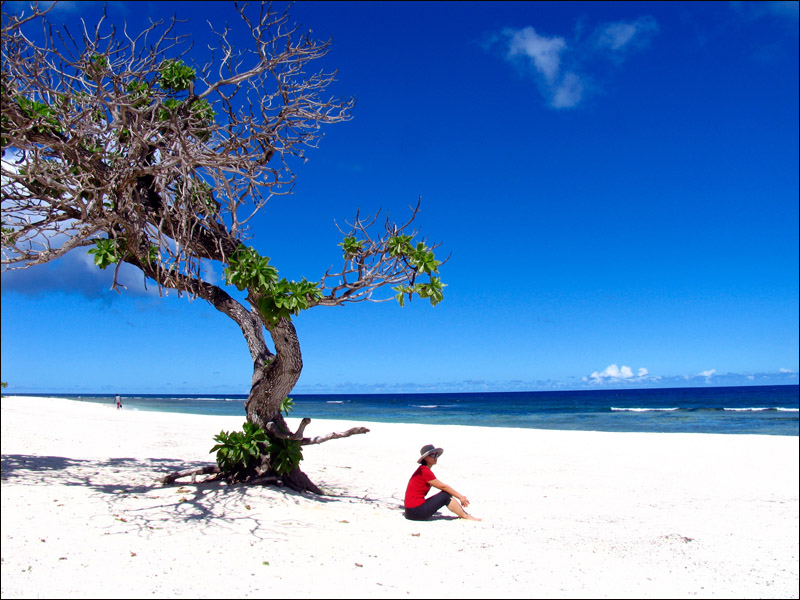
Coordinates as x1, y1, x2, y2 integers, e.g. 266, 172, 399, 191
267, 437, 303, 475
210, 421, 268, 480
209, 418, 303, 479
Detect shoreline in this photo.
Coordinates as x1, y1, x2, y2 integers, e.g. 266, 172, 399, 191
4, 391, 798, 437
2, 395, 798, 598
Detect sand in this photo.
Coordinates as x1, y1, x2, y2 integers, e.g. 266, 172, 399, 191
1, 395, 798, 599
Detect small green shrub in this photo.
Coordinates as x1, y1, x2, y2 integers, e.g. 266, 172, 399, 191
209, 418, 303, 478
210, 421, 267, 478
268, 438, 303, 475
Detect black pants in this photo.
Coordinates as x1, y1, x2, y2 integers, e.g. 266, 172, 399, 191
404, 491, 452, 521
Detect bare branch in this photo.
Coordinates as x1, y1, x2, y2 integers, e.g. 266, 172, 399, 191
301, 426, 371, 446
316, 199, 447, 306
1, 2, 353, 297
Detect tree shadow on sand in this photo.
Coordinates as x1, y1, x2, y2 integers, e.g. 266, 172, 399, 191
1, 453, 396, 541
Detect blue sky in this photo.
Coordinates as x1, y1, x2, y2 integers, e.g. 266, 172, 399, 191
1, 1, 798, 395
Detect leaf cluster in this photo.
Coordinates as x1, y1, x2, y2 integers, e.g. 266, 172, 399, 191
88, 238, 127, 269
88, 237, 157, 269
387, 237, 444, 306
225, 245, 322, 324
268, 438, 303, 475
209, 421, 268, 480
209, 420, 303, 478
13, 96, 61, 136
338, 236, 362, 257
256, 278, 322, 324
158, 59, 196, 92
224, 246, 278, 291
393, 276, 446, 307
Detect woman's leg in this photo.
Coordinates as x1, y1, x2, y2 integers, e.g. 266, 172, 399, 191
446, 498, 482, 521
404, 491, 452, 520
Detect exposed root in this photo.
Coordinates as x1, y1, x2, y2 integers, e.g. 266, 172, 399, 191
158, 465, 221, 485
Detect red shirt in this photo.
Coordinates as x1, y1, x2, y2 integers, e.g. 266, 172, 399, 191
404, 465, 436, 508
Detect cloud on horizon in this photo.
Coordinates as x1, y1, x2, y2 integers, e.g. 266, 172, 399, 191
292, 368, 798, 395
584, 363, 653, 384
492, 16, 659, 109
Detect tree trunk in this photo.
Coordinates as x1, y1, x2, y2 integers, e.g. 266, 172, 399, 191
245, 316, 302, 429
242, 316, 323, 493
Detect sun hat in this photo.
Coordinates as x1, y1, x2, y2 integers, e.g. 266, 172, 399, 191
417, 444, 444, 464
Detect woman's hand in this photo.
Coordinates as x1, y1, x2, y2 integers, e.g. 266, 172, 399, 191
428, 478, 471, 508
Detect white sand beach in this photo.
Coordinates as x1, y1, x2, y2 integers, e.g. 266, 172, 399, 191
1, 395, 798, 599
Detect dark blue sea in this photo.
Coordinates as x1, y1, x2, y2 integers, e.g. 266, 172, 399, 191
27, 385, 799, 436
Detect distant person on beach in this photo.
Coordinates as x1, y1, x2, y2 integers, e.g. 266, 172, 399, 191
115, 395, 121, 410
404, 444, 480, 521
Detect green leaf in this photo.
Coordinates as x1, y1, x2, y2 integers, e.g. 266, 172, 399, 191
158, 59, 196, 92
224, 246, 279, 292
88, 238, 127, 269
209, 421, 268, 480
126, 80, 151, 109
267, 438, 303, 475
339, 236, 362, 257
387, 235, 413, 258
409, 242, 440, 275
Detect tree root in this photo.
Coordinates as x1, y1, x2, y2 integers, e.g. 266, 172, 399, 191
158, 464, 320, 494
158, 465, 221, 485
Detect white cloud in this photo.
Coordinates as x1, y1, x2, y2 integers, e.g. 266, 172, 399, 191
496, 16, 658, 109
550, 71, 585, 108
597, 22, 637, 50
595, 17, 659, 52
506, 27, 566, 83
779, 368, 794, 373
699, 369, 716, 378
583, 364, 648, 383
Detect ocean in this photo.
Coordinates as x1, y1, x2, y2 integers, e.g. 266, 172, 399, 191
20, 385, 799, 436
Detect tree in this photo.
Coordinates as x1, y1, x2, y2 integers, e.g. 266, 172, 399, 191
1, 2, 445, 493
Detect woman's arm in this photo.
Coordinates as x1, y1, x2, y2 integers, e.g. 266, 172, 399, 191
427, 478, 470, 507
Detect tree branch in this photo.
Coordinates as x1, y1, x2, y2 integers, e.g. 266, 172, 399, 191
300, 426, 370, 446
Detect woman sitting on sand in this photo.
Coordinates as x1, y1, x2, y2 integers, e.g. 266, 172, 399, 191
404, 444, 480, 521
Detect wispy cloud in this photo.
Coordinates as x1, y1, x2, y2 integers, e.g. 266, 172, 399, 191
3, 1, 85, 15
506, 27, 567, 84
730, 0, 800, 24
594, 17, 660, 53
492, 16, 659, 109
0, 249, 157, 300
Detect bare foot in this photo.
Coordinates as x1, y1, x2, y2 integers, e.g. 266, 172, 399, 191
462, 514, 482, 522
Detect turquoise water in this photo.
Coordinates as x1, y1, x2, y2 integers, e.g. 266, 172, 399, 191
23, 385, 799, 435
